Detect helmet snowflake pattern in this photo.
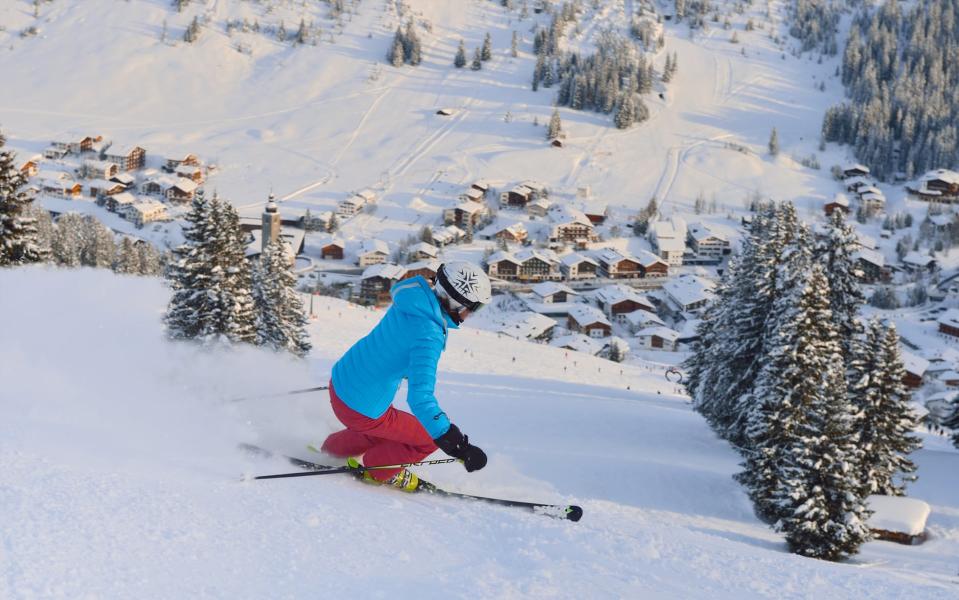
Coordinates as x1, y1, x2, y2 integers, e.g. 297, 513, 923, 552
436, 261, 492, 311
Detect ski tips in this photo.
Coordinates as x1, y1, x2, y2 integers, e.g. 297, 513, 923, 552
566, 505, 584, 522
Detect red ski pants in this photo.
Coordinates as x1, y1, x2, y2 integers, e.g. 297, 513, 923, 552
321, 382, 438, 481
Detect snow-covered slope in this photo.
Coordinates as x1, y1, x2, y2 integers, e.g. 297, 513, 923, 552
1, 0, 859, 242
2, 267, 957, 598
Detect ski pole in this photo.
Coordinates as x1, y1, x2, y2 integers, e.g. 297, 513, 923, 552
227, 385, 329, 404
253, 457, 458, 480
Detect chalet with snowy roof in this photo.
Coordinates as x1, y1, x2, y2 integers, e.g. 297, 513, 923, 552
337, 195, 367, 217
110, 173, 135, 187
844, 175, 871, 192
18, 156, 41, 177
513, 248, 562, 281
635, 326, 680, 351
548, 205, 594, 243
141, 176, 177, 197
842, 163, 870, 178
908, 169, 959, 202
43, 146, 68, 160
164, 154, 200, 171
596, 248, 642, 279
39, 177, 82, 199
567, 305, 612, 338
123, 202, 169, 228
481, 222, 528, 244
357, 239, 389, 267
430, 225, 465, 247
401, 260, 441, 282
53, 134, 103, 155
359, 263, 407, 306
581, 202, 608, 225
824, 193, 850, 216
560, 253, 598, 280
866, 495, 930, 546
687, 223, 730, 257
175, 164, 204, 184
594, 284, 656, 321
500, 181, 548, 208
166, 178, 198, 203
550, 333, 604, 356
105, 191, 137, 212
531, 281, 578, 304
83, 159, 119, 180
485, 251, 520, 280
494, 312, 556, 342
526, 197, 552, 218
663, 275, 715, 313
88, 179, 126, 199
938, 370, 959, 388
854, 249, 886, 283
900, 351, 928, 389
320, 239, 345, 260
459, 187, 485, 203
623, 309, 666, 334
471, 180, 490, 194
444, 202, 486, 228
636, 250, 669, 278
103, 145, 146, 171
649, 218, 687, 266
408, 241, 439, 261
937, 309, 959, 339
901, 251, 937, 273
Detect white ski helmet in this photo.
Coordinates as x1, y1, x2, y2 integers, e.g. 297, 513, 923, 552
435, 261, 492, 312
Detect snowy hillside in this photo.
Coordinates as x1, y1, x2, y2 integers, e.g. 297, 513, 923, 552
0, 0, 859, 243
2, 266, 958, 598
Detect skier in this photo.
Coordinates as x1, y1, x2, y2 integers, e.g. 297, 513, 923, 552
320, 262, 491, 491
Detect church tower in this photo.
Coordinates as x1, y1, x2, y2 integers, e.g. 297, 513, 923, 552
262, 193, 280, 253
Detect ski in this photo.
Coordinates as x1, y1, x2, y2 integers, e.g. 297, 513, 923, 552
239, 443, 583, 522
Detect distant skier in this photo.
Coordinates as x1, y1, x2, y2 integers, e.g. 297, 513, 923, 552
320, 262, 491, 491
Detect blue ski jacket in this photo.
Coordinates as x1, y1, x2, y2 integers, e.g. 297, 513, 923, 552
331, 276, 457, 439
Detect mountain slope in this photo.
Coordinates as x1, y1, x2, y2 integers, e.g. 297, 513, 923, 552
1, 267, 957, 598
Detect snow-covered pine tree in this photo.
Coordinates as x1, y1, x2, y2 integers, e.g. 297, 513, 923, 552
736, 221, 817, 519
51, 213, 84, 267
405, 21, 422, 65
850, 319, 921, 495
481, 32, 493, 61
471, 47, 483, 70
211, 196, 256, 343
251, 241, 312, 357
137, 243, 163, 276
26, 204, 53, 256
511, 30, 518, 57
80, 215, 116, 269
165, 194, 255, 345
454, 40, 467, 68
662, 53, 673, 83
740, 263, 871, 562
114, 237, 140, 275
546, 107, 563, 140
768, 127, 780, 156
615, 93, 635, 129
389, 29, 405, 67
814, 209, 865, 359
0, 132, 49, 266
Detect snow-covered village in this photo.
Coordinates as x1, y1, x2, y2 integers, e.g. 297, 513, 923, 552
1, 0, 958, 597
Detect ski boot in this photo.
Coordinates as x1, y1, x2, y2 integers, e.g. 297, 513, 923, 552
347, 457, 421, 493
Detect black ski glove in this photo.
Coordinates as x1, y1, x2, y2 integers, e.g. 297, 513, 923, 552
434, 424, 487, 472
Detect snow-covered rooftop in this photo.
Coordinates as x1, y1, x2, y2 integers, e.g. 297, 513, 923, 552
568, 304, 611, 327
531, 281, 577, 298
866, 495, 930, 536
635, 326, 681, 342
362, 263, 406, 280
